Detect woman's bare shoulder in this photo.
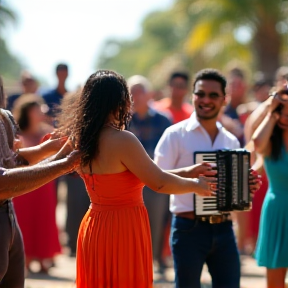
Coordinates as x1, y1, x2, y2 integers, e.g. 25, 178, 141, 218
112, 130, 139, 146
101, 129, 140, 149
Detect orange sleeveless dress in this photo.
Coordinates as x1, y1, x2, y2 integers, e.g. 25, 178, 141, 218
76, 170, 153, 288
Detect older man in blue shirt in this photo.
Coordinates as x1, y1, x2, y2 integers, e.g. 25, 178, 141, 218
127, 75, 172, 273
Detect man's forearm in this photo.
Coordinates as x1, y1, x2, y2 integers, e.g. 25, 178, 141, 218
0, 158, 74, 200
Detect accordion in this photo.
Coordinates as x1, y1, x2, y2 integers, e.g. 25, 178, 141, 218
194, 149, 252, 217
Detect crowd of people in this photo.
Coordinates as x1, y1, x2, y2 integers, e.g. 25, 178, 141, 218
0, 61, 287, 288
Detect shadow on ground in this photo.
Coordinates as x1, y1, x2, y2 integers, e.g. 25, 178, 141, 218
26, 272, 72, 282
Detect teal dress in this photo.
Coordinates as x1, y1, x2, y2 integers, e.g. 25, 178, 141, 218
255, 147, 288, 268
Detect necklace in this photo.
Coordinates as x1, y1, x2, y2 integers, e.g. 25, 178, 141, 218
104, 123, 120, 130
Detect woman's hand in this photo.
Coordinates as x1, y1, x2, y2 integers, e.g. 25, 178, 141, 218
196, 175, 217, 197
187, 162, 217, 178
40, 136, 68, 155
49, 129, 67, 140
54, 138, 76, 161
268, 96, 282, 114
249, 169, 262, 197
268, 84, 288, 115
64, 150, 81, 173
272, 84, 288, 102
194, 162, 217, 177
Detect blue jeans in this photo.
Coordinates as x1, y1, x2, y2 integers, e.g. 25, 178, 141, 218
170, 215, 240, 288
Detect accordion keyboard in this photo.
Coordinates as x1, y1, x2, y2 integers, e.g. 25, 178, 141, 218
194, 152, 221, 216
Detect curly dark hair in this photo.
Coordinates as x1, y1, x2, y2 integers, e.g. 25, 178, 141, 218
270, 103, 284, 161
193, 68, 227, 95
70, 70, 132, 167
270, 124, 283, 161
0, 76, 5, 109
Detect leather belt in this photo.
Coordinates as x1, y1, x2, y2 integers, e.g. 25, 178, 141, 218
175, 211, 232, 224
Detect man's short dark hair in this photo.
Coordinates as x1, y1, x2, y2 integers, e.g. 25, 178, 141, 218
193, 68, 226, 95
56, 63, 68, 72
169, 71, 190, 84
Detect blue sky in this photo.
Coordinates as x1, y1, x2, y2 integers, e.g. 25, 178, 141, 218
4, 0, 173, 90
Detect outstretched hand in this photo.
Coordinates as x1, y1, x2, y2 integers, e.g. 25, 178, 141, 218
196, 175, 217, 197
268, 96, 282, 119
65, 150, 81, 172
54, 137, 76, 161
187, 162, 217, 178
249, 169, 262, 197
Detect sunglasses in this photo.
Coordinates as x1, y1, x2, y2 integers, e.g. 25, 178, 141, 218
193, 91, 222, 99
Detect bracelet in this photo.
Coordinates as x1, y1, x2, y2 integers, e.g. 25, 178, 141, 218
267, 112, 278, 121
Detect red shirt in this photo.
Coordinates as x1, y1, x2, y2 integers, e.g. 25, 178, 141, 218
153, 98, 193, 124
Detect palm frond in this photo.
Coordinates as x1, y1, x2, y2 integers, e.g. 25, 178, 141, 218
0, 3, 16, 28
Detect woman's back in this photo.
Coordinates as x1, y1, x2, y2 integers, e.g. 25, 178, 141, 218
81, 170, 144, 207
77, 128, 153, 288
81, 127, 130, 175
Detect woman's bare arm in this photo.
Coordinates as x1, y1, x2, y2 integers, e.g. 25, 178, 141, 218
252, 112, 278, 155
167, 163, 216, 178
118, 131, 214, 196
244, 98, 271, 143
18, 137, 67, 165
252, 96, 283, 155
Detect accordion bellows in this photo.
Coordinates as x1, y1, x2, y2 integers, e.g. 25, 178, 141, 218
194, 149, 252, 217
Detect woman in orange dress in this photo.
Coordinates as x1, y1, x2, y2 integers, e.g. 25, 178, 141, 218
61, 70, 215, 288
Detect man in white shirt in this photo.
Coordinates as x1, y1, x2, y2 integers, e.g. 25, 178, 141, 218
155, 69, 243, 288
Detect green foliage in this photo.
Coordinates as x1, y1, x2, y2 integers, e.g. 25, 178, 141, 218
0, 1, 16, 30
0, 38, 22, 79
96, 9, 185, 84
96, 0, 288, 85
0, 1, 22, 81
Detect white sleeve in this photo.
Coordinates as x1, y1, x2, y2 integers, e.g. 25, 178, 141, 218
233, 139, 241, 149
154, 129, 179, 170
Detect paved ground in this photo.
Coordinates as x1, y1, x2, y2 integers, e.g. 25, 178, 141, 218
25, 254, 268, 288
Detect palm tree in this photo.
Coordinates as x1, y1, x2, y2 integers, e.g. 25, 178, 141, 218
176, 0, 288, 80
0, 2, 21, 80
0, 1, 16, 31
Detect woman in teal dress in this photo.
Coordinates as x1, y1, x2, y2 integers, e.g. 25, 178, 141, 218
253, 91, 288, 288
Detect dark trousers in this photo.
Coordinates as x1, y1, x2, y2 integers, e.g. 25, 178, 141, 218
65, 175, 90, 254
170, 215, 240, 288
0, 200, 25, 288
143, 186, 169, 263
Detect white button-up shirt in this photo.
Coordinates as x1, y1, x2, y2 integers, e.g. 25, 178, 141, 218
154, 112, 240, 213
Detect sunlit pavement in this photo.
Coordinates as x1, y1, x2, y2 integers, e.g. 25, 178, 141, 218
24, 254, 268, 288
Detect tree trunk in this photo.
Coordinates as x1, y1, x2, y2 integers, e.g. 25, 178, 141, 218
253, 19, 281, 83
